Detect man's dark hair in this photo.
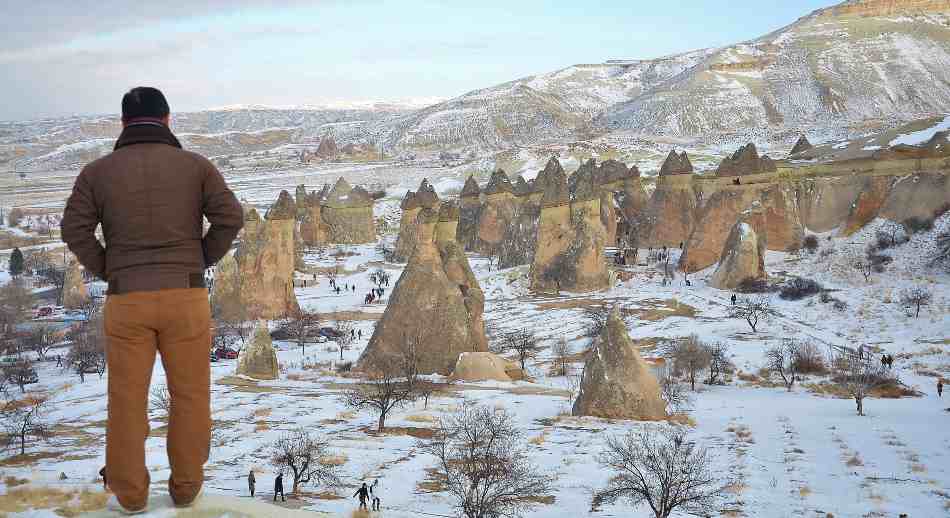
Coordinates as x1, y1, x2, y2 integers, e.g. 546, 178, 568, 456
121, 87, 170, 121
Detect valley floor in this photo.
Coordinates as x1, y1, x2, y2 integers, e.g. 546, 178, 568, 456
2, 219, 950, 518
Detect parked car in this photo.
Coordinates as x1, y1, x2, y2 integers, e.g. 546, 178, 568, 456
34, 306, 53, 318
214, 347, 239, 360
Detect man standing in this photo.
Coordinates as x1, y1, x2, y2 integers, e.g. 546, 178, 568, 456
248, 470, 256, 497
938, 379, 944, 398
61, 87, 243, 514
354, 482, 369, 510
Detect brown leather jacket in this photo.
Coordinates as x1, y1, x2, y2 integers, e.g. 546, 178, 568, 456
61, 122, 243, 293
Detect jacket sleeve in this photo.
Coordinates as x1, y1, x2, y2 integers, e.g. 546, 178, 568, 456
200, 160, 244, 267
61, 168, 106, 279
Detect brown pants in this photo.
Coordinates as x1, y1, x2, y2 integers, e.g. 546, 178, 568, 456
104, 288, 211, 510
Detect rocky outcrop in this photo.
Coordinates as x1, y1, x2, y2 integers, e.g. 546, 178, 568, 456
235, 322, 279, 380
315, 135, 338, 159
708, 205, 767, 290
789, 135, 813, 157
213, 191, 299, 320
358, 213, 488, 375
842, 176, 894, 235
62, 258, 89, 309
878, 172, 950, 224
451, 352, 511, 382
716, 143, 777, 177
679, 183, 803, 272
530, 164, 609, 293
298, 191, 329, 246
817, 0, 950, 19
572, 308, 666, 420
436, 201, 460, 243
321, 177, 376, 243
393, 179, 440, 262
474, 170, 519, 254
458, 176, 482, 250
294, 185, 307, 219
659, 150, 693, 176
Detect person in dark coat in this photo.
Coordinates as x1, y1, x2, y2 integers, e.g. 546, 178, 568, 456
731, 294, 737, 305
248, 470, 255, 497
354, 482, 369, 509
274, 473, 285, 502
938, 379, 944, 397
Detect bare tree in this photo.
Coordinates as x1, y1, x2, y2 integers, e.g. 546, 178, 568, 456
899, 286, 932, 319
0, 280, 32, 339
419, 401, 553, 518
0, 393, 51, 456
270, 428, 342, 494
659, 366, 692, 413
729, 296, 772, 333
67, 310, 106, 383
766, 339, 800, 392
334, 319, 355, 361
150, 386, 171, 420
340, 366, 416, 432
705, 342, 732, 385
2, 359, 37, 393
935, 230, 950, 269
592, 427, 728, 518
281, 308, 322, 357
22, 325, 56, 362
836, 350, 892, 416
846, 247, 873, 283
218, 318, 253, 348
550, 338, 572, 377
581, 305, 611, 340
495, 328, 542, 371
663, 335, 711, 391
36, 266, 67, 306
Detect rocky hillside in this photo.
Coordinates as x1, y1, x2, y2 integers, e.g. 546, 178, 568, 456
384, 0, 950, 151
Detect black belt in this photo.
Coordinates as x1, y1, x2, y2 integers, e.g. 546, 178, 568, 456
107, 273, 206, 295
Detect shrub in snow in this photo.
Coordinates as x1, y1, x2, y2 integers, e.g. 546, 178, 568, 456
780, 277, 823, 300
872, 221, 909, 251
802, 235, 819, 253
898, 286, 932, 318
902, 217, 933, 234
736, 278, 773, 294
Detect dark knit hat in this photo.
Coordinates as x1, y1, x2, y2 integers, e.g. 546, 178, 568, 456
121, 87, 170, 121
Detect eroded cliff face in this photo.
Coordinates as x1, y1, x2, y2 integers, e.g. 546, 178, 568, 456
393, 179, 441, 263
816, 0, 950, 18
573, 308, 667, 420
214, 191, 299, 320
321, 177, 376, 244
680, 183, 803, 272
530, 169, 609, 294
298, 191, 328, 247
358, 210, 487, 375
708, 205, 768, 291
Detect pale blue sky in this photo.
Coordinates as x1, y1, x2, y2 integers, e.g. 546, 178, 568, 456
1, 0, 834, 120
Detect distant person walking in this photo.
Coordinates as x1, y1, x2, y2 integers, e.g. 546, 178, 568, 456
371, 479, 381, 511
274, 473, 285, 502
354, 482, 369, 510
938, 379, 944, 398
62, 87, 243, 513
248, 470, 255, 497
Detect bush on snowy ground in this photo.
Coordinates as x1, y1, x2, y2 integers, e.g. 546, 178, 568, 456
903, 217, 933, 235
871, 221, 909, 251
802, 235, 819, 253
898, 286, 933, 318
779, 277, 823, 300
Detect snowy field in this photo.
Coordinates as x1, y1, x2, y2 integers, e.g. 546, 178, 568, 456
2, 214, 950, 517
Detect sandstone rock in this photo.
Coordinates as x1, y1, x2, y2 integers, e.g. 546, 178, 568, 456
450, 352, 511, 382
539, 159, 570, 207
213, 191, 299, 320
572, 307, 666, 420
294, 184, 307, 219
436, 201, 460, 243
395, 179, 442, 262
680, 184, 802, 271
62, 258, 89, 309
513, 176, 533, 196
321, 177, 376, 243
789, 135, 813, 157
641, 178, 699, 247
597, 159, 632, 187
659, 150, 693, 176
315, 135, 338, 159
843, 176, 894, 235
798, 176, 866, 232
475, 170, 519, 254
358, 220, 488, 375
569, 159, 599, 201
716, 143, 777, 177
530, 167, 609, 293
298, 192, 329, 246
709, 206, 767, 290
236, 322, 279, 380
878, 172, 950, 223
210, 252, 243, 322
458, 176, 482, 250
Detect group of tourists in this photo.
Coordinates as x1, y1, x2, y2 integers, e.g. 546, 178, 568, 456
364, 286, 386, 304
249, 470, 382, 511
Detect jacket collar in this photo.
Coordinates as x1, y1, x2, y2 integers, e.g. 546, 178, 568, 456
114, 120, 182, 151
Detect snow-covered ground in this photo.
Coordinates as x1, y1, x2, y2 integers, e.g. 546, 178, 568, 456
2, 217, 949, 517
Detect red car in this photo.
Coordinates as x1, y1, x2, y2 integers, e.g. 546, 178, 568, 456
34, 307, 53, 318
214, 347, 239, 360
